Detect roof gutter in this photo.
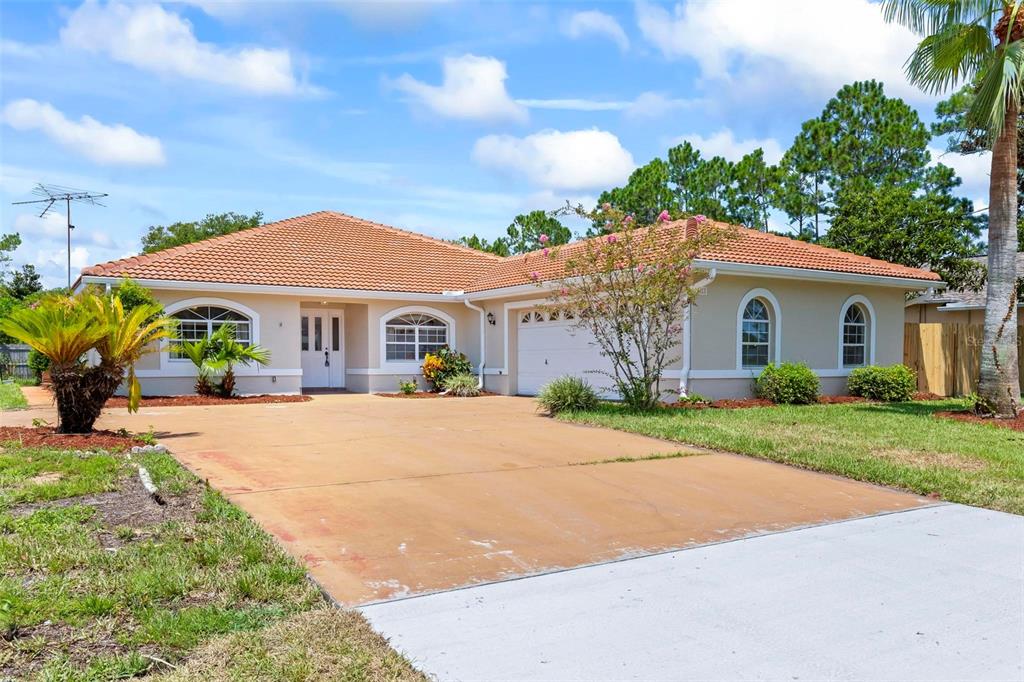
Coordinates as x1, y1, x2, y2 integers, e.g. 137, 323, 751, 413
443, 290, 485, 390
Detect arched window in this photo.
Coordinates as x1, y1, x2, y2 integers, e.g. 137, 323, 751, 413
740, 298, 772, 368
385, 313, 448, 361
842, 304, 868, 367
170, 305, 252, 358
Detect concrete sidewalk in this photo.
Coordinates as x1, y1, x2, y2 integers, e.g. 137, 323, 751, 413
362, 504, 1024, 681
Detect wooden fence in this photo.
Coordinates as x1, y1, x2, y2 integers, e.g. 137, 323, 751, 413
0, 343, 33, 381
904, 323, 1024, 396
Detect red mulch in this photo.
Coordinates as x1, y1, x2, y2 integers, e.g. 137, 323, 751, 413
377, 391, 497, 399
0, 426, 144, 450
104, 394, 311, 407
913, 391, 946, 401
817, 395, 869, 404
935, 411, 1024, 432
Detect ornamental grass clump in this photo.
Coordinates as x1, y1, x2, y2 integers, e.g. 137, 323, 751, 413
441, 373, 480, 397
755, 363, 820, 405
536, 376, 599, 415
848, 364, 916, 402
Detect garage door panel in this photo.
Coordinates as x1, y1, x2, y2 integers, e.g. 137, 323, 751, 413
516, 311, 615, 396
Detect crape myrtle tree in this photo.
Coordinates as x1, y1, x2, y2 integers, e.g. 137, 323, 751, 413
884, 0, 1021, 417
538, 204, 730, 410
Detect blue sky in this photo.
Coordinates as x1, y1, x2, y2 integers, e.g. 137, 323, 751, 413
0, 0, 993, 287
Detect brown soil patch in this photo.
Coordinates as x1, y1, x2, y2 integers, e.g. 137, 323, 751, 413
105, 394, 311, 408
936, 410, 1024, 432
872, 447, 988, 472
27, 472, 62, 485
913, 391, 946, 401
0, 426, 143, 450
817, 395, 869, 404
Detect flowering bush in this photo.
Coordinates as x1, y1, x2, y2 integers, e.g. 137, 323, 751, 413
541, 204, 730, 410
421, 346, 472, 391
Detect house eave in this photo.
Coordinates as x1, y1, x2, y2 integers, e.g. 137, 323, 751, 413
691, 259, 942, 289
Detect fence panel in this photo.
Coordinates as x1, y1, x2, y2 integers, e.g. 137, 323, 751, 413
904, 323, 1024, 396
0, 343, 32, 381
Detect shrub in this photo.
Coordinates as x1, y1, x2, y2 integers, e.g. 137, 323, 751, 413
536, 376, 599, 415
398, 378, 417, 395
421, 346, 471, 391
441, 373, 480, 397
27, 348, 50, 386
755, 363, 820, 405
847, 364, 916, 402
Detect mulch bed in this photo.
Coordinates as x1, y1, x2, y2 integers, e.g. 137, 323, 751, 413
377, 391, 498, 399
0, 426, 143, 450
935, 410, 1024, 432
913, 391, 946, 401
105, 394, 311, 407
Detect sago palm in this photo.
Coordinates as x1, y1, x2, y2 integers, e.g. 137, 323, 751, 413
883, 0, 1022, 416
201, 324, 271, 397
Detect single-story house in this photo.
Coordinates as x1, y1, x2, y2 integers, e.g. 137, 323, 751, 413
76, 211, 941, 399
905, 253, 1023, 324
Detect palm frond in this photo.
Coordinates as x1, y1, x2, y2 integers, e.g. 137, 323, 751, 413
905, 21, 993, 93
968, 40, 1024, 137
883, 0, 1000, 36
0, 298, 105, 366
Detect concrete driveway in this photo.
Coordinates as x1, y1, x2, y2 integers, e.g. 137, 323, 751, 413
12, 391, 927, 606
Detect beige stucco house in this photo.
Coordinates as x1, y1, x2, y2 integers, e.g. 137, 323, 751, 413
76, 211, 941, 399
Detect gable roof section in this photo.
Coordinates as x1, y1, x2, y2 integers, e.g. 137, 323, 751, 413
83, 212, 940, 295
465, 218, 941, 292
82, 211, 503, 294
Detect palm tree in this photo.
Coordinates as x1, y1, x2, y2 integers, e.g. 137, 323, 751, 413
0, 293, 171, 432
883, 0, 1021, 417
178, 334, 217, 396
200, 324, 270, 397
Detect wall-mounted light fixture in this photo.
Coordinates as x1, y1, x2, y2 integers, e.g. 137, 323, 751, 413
486, 312, 496, 326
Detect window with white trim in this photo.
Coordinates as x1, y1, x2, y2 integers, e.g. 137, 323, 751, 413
170, 305, 251, 359
740, 298, 771, 368
842, 304, 868, 367
385, 313, 448, 361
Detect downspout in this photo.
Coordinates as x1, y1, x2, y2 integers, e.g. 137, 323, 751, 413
680, 268, 717, 397
463, 298, 486, 390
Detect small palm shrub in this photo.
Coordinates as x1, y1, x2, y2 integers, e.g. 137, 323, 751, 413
421, 346, 472, 391
848, 364, 916, 402
441, 373, 480, 397
755, 363, 820, 404
536, 376, 599, 415
398, 378, 418, 395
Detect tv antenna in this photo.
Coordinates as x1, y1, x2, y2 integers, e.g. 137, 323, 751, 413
12, 183, 108, 289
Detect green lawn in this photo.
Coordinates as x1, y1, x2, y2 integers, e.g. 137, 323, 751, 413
560, 399, 1024, 515
0, 383, 27, 410
0, 440, 423, 681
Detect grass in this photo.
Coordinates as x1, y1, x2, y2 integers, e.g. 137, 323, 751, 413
0, 383, 27, 410
0, 441, 424, 681
559, 399, 1024, 515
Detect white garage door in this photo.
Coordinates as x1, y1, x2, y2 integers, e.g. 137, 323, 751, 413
516, 308, 613, 396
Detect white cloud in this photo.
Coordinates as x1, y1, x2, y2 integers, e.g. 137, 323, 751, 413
390, 54, 528, 122
635, 0, 927, 101
674, 129, 784, 165
624, 92, 693, 118
60, 1, 310, 96
930, 146, 992, 211
2, 99, 165, 166
564, 10, 630, 52
13, 212, 116, 248
516, 91, 692, 116
472, 128, 636, 190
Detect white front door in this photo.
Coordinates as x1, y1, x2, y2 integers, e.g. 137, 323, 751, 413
300, 311, 345, 389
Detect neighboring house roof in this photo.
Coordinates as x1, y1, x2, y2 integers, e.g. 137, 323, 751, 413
82, 211, 503, 294
82, 212, 940, 295
465, 218, 940, 293
908, 253, 1024, 309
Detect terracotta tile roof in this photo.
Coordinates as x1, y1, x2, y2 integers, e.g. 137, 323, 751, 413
465, 218, 940, 292
82, 211, 503, 293
83, 212, 939, 295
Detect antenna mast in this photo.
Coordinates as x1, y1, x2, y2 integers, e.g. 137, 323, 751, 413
12, 183, 108, 289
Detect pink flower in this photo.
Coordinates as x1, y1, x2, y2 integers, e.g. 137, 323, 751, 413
606, 235, 617, 243
636, 264, 645, 273
539, 233, 549, 244
657, 210, 671, 223
693, 214, 708, 224
624, 215, 634, 224
602, 202, 611, 211
542, 248, 550, 256
560, 287, 568, 296
529, 271, 540, 281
